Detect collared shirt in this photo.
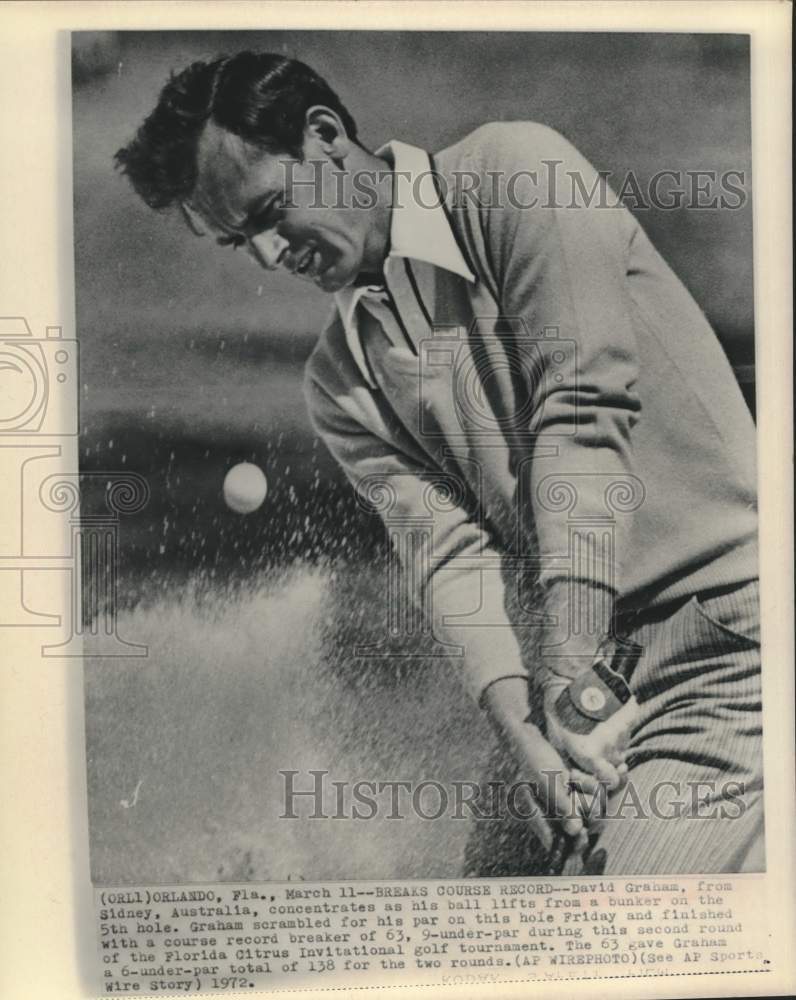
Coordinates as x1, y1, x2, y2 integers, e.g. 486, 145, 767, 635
335, 140, 475, 388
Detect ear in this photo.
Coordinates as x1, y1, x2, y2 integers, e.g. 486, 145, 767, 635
303, 106, 352, 162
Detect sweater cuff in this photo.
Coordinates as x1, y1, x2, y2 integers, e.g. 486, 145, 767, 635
539, 578, 617, 681
477, 673, 531, 710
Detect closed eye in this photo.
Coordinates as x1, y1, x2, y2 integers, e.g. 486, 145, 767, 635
248, 197, 282, 235
215, 196, 282, 250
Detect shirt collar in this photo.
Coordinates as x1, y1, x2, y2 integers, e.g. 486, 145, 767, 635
376, 139, 476, 283
335, 139, 475, 333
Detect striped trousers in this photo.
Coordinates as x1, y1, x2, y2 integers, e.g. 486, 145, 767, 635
463, 578, 764, 876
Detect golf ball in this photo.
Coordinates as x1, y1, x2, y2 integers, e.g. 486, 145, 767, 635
223, 462, 268, 514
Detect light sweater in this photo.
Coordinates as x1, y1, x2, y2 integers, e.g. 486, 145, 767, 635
304, 123, 758, 702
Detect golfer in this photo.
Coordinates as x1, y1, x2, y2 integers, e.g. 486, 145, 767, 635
116, 52, 762, 875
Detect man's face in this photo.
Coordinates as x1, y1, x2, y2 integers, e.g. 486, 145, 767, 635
187, 118, 376, 294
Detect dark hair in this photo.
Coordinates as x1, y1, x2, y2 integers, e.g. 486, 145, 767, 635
114, 51, 358, 210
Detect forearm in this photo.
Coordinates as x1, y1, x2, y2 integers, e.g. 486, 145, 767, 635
479, 125, 644, 661
425, 543, 619, 698
424, 553, 531, 704
538, 578, 617, 684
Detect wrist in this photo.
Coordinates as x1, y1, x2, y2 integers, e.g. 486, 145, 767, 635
550, 657, 634, 734
540, 629, 643, 686
539, 651, 600, 691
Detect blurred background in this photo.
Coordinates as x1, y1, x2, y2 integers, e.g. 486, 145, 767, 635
73, 31, 755, 884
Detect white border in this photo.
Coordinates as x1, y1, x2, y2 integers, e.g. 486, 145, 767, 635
0, 3, 791, 999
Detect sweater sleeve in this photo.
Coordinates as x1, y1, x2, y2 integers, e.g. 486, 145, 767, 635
303, 354, 532, 704
475, 123, 643, 672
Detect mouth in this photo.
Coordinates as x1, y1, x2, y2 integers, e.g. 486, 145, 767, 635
290, 245, 325, 279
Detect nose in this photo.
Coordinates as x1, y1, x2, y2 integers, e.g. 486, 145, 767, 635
247, 230, 290, 271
